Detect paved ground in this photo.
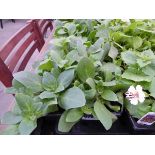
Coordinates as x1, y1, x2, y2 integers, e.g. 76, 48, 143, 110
0, 19, 28, 48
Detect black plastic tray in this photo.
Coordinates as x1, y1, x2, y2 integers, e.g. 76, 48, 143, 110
31, 117, 44, 135
124, 109, 155, 134
42, 108, 126, 135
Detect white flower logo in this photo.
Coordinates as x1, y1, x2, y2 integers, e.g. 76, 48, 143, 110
125, 85, 145, 105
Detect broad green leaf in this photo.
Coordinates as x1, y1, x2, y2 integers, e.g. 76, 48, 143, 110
94, 101, 113, 130
13, 71, 43, 93
102, 80, 116, 87
55, 83, 65, 93
151, 102, 155, 112
43, 104, 58, 114
66, 50, 80, 64
128, 36, 143, 49
150, 77, 155, 98
108, 45, 118, 59
44, 97, 58, 106
122, 68, 152, 82
101, 89, 118, 101
39, 59, 53, 71
58, 111, 77, 132
76, 39, 87, 57
39, 91, 56, 99
66, 108, 83, 122
84, 89, 96, 99
137, 59, 151, 68
1, 111, 22, 125
86, 78, 96, 89
121, 51, 137, 65
42, 72, 58, 91
101, 63, 121, 74
116, 92, 124, 105
104, 71, 113, 82
88, 38, 103, 53
77, 57, 95, 82
64, 23, 76, 35
49, 50, 68, 68
15, 94, 43, 118
89, 49, 105, 61
60, 87, 86, 110
58, 69, 74, 89
15, 94, 34, 114
142, 65, 155, 77
19, 119, 37, 135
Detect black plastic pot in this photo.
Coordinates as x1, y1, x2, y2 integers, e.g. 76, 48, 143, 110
31, 117, 44, 135
124, 109, 155, 135
41, 102, 131, 135
54, 115, 130, 135
53, 106, 131, 134
41, 112, 61, 135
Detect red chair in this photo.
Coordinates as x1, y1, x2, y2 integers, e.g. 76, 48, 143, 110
0, 20, 45, 87
36, 19, 53, 38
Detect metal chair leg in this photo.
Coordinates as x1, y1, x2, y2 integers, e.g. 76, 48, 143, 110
11, 19, 15, 23
0, 19, 3, 29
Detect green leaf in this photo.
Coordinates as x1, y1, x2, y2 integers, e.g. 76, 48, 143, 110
19, 119, 37, 135
102, 80, 116, 87
121, 51, 137, 65
39, 59, 53, 71
64, 23, 76, 35
76, 39, 87, 57
5, 87, 18, 94
1, 111, 22, 125
142, 65, 155, 77
94, 101, 113, 130
10, 79, 33, 96
137, 59, 151, 68
57, 29, 67, 35
101, 63, 121, 74
84, 89, 96, 99
86, 78, 96, 89
15, 94, 43, 118
55, 83, 65, 93
66, 108, 83, 122
15, 94, 34, 114
128, 36, 143, 49
151, 102, 155, 112
122, 68, 152, 82
149, 77, 155, 98
42, 72, 58, 91
101, 89, 118, 101
0, 125, 19, 135
108, 45, 118, 59
58, 111, 77, 132
116, 92, 124, 105
66, 50, 79, 64
60, 87, 86, 110
44, 97, 58, 106
39, 91, 56, 99
13, 71, 43, 93
77, 57, 95, 82
49, 50, 68, 68
81, 105, 92, 115
58, 69, 74, 89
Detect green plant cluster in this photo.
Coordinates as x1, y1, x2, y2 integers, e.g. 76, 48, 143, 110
2, 19, 155, 134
